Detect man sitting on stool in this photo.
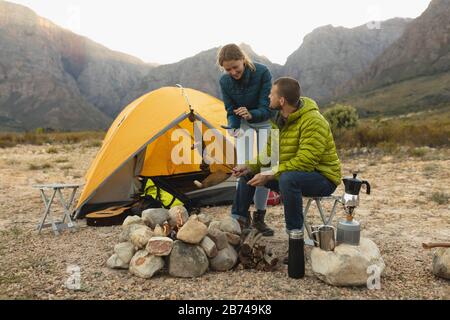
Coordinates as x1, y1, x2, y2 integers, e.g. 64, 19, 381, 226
231, 77, 342, 234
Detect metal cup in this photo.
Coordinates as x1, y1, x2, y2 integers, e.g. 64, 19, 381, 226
311, 225, 320, 247
311, 225, 336, 251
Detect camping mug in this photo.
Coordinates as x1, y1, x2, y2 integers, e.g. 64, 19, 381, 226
311, 225, 336, 251
311, 225, 320, 247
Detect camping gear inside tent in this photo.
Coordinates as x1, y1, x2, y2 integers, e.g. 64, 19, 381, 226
74, 87, 237, 219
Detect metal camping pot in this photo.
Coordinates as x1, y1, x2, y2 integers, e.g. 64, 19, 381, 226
311, 225, 336, 251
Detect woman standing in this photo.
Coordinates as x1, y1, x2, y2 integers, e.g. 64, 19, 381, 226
217, 43, 274, 236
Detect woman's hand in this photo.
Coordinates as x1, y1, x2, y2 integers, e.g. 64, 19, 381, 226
234, 107, 252, 121
228, 128, 243, 138
232, 165, 252, 178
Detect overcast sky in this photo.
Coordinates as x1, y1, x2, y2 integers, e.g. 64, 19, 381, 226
9, 0, 432, 65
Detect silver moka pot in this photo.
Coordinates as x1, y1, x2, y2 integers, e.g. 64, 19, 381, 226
337, 173, 371, 246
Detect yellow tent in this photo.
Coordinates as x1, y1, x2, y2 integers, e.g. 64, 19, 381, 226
74, 87, 236, 217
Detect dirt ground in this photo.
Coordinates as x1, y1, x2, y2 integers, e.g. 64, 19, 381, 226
0, 143, 449, 300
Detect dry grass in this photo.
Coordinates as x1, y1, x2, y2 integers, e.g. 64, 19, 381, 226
334, 121, 450, 150
0, 131, 105, 148
0, 143, 448, 300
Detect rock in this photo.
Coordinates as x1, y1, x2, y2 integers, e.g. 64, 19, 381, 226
433, 248, 450, 280
168, 206, 189, 228
176, 219, 208, 244
219, 217, 241, 235
122, 216, 145, 229
198, 213, 212, 226
169, 241, 209, 278
208, 228, 228, 250
119, 223, 146, 242
153, 224, 165, 237
208, 220, 221, 231
209, 244, 238, 271
142, 208, 169, 228
311, 238, 385, 286
106, 254, 129, 269
146, 237, 174, 256
114, 242, 135, 264
200, 236, 218, 258
129, 250, 165, 279
188, 214, 199, 221
130, 226, 154, 249
154, 222, 172, 237
225, 232, 241, 246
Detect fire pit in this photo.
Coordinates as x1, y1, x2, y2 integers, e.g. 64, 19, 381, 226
106, 206, 278, 278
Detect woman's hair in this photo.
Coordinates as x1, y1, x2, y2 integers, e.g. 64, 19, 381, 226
217, 44, 256, 72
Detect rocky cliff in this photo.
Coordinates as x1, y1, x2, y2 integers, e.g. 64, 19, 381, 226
283, 18, 411, 103
123, 43, 283, 105
341, 0, 450, 95
0, 1, 154, 130
1, 0, 447, 131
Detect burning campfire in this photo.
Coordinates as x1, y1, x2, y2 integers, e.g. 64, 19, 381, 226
106, 206, 278, 278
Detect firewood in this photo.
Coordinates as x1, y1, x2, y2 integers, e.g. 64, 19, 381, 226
422, 242, 450, 249
237, 229, 279, 272
253, 246, 265, 261
238, 251, 256, 269
240, 229, 263, 254
263, 252, 278, 267
263, 262, 278, 272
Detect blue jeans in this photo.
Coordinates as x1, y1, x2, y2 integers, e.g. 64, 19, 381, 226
236, 119, 272, 210
231, 171, 337, 231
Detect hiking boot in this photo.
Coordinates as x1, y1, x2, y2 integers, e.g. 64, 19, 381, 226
252, 210, 274, 237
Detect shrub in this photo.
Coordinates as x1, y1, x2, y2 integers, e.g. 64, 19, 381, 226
409, 147, 428, 157
46, 147, 58, 154
28, 163, 52, 170
323, 104, 359, 131
54, 158, 69, 163
429, 192, 449, 205
83, 140, 102, 148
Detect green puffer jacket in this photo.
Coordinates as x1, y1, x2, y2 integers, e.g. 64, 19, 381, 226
248, 97, 342, 186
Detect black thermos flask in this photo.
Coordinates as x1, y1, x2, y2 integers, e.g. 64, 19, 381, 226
288, 229, 305, 279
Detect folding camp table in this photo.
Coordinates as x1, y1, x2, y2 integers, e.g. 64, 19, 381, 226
33, 183, 83, 235
302, 195, 342, 246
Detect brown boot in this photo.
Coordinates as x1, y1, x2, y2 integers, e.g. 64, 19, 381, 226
252, 210, 274, 237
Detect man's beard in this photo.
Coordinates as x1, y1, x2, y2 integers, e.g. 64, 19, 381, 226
270, 103, 282, 110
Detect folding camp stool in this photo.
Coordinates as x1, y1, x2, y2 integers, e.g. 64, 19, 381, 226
302, 195, 342, 246
33, 184, 83, 235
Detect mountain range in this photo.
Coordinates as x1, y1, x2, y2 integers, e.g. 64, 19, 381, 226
0, 0, 449, 131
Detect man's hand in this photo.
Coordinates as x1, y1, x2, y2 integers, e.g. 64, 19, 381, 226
234, 107, 252, 121
232, 165, 252, 178
247, 173, 275, 187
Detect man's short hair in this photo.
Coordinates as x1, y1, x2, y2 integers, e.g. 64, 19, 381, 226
274, 77, 302, 106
